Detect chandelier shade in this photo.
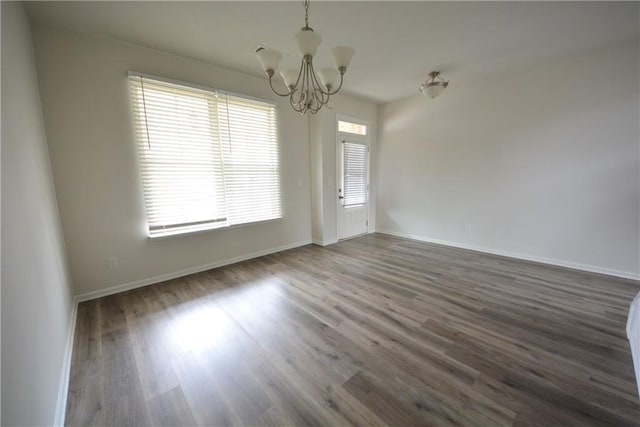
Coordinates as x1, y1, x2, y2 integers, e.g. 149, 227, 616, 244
318, 68, 339, 90
257, 49, 282, 74
295, 29, 322, 57
280, 69, 299, 88
331, 47, 356, 70
256, 0, 354, 114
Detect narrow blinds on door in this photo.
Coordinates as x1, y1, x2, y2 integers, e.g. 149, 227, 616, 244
129, 74, 281, 237
342, 142, 368, 207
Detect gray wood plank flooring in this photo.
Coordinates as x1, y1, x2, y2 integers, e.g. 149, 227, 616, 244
65, 233, 640, 426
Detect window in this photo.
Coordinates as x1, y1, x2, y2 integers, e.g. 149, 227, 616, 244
129, 74, 281, 237
342, 142, 368, 207
338, 120, 367, 136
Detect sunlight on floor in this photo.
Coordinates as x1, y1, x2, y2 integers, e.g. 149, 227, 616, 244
165, 279, 285, 354
169, 304, 231, 353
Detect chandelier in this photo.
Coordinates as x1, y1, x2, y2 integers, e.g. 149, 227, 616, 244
420, 71, 449, 98
256, 0, 355, 114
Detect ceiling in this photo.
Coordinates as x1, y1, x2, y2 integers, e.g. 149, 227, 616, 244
25, 1, 639, 104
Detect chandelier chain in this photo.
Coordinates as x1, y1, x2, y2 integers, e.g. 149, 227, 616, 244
304, 0, 309, 28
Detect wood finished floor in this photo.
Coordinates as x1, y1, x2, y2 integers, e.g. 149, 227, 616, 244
66, 234, 640, 426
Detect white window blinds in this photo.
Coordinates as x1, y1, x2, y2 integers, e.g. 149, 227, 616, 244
129, 74, 281, 237
342, 142, 368, 207
218, 95, 281, 226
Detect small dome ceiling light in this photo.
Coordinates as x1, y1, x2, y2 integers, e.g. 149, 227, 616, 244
420, 71, 449, 98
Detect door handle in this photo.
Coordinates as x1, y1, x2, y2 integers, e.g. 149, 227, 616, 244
338, 196, 344, 199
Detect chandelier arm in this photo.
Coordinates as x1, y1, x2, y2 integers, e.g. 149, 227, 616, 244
307, 95, 318, 114
292, 63, 310, 112
291, 58, 305, 91
304, 59, 314, 110
308, 61, 329, 102
303, 62, 311, 110
290, 85, 304, 110
289, 87, 299, 109
290, 93, 305, 114
310, 75, 328, 107
268, 74, 293, 97
289, 63, 306, 108
320, 88, 329, 105
323, 92, 331, 108
313, 88, 327, 109
307, 61, 329, 108
309, 94, 322, 114
290, 85, 306, 114
326, 72, 345, 96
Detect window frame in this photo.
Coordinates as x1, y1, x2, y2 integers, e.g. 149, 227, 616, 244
338, 118, 368, 136
336, 114, 371, 210
128, 72, 282, 238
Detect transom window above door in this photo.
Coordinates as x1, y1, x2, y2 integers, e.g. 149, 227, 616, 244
338, 120, 368, 136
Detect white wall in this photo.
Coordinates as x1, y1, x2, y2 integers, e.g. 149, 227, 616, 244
31, 24, 313, 298
1, 3, 75, 425
377, 41, 640, 278
310, 96, 378, 245
310, 113, 325, 244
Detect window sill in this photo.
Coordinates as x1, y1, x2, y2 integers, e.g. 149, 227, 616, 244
147, 217, 283, 240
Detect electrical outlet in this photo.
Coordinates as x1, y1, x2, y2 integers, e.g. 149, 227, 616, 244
108, 256, 119, 269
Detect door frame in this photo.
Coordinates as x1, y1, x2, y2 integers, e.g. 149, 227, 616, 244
336, 114, 371, 240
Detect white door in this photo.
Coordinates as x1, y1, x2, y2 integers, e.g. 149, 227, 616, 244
337, 139, 368, 240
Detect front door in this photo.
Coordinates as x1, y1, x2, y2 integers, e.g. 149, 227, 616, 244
337, 139, 368, 240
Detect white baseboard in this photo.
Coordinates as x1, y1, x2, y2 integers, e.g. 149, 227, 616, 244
375, 229, 640, 281
76, 239, 312, 302
312, 238, 338, 247
54, 295, 79, 426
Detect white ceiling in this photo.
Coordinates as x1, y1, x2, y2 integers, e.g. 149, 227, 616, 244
25, 1, 639, 103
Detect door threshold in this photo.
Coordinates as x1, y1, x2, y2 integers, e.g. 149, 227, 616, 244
338, 232, 368, 242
